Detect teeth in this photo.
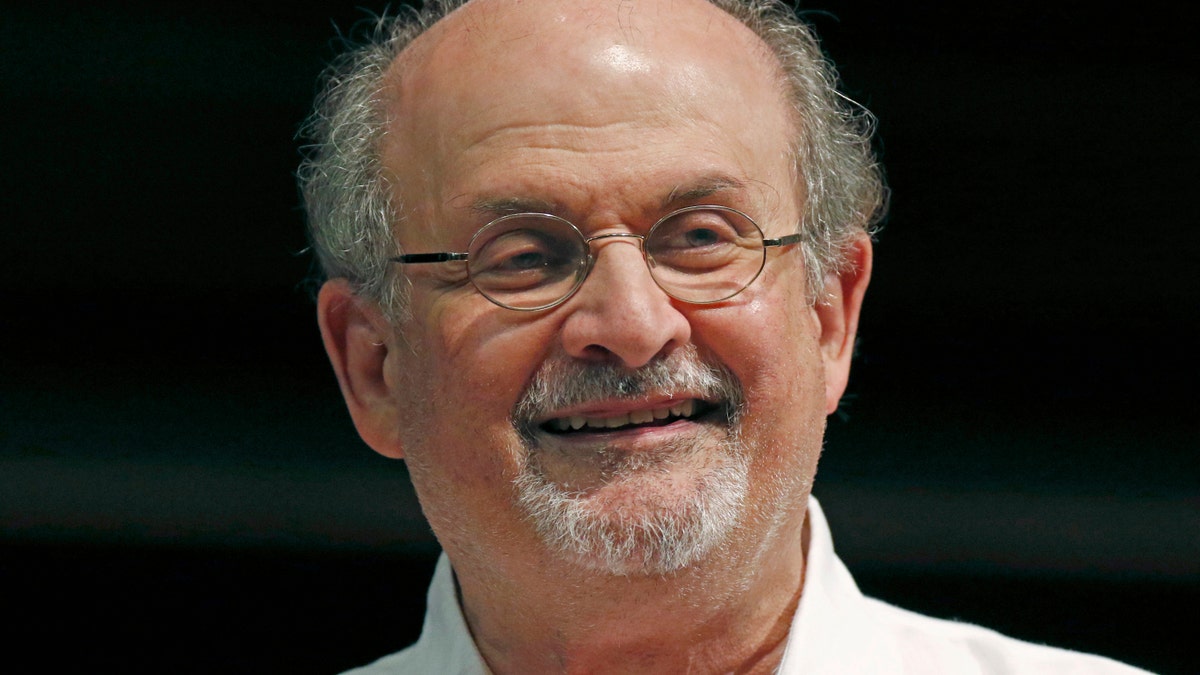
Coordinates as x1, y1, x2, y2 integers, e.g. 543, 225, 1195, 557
630, 409, 654, 424
669, 400, 695, 417
548, 400, 701, 432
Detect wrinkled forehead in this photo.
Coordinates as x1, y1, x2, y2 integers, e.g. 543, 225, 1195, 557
379, 0, 796, 222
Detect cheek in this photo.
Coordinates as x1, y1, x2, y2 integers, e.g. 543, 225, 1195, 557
442, 315, 559, 411
394, 312, 564, 554
710, 285, 823, 384
737, 302, 828, 475
688, 279, 827, 457
394, 301, 560, 467
392, 330, 529, 529
411, 298, 546, 403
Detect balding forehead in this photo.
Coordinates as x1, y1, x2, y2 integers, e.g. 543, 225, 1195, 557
376, 0, 799, 231
386, 0, 782, 97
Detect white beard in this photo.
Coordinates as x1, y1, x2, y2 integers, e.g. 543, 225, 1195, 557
510, 346, 749, 576
513, 437, 750, 576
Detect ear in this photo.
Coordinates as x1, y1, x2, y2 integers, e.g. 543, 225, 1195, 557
317, 279, 406, 459
812, 235, 873, 415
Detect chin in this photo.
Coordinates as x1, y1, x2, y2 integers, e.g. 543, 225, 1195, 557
514, 441, 751, 577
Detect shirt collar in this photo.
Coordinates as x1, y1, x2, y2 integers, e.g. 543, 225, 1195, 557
413, 495, 891, 674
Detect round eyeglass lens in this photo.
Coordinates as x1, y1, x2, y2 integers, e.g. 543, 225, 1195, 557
467, 213, 590, 310
644, 206, 767, 303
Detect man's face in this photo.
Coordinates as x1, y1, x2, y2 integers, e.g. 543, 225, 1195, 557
352, 0, 864, 578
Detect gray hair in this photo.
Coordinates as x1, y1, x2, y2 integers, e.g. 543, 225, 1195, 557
297, 0, 885, 320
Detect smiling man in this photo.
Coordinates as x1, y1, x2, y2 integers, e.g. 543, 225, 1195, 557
300, 1, 1145, 672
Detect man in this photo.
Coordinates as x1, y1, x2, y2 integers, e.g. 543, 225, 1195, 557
300, 0, 1146, 672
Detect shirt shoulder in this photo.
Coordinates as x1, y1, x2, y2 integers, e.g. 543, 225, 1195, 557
782, 498, 1151, 675
862, 597, 1152, 675
338, 554, 490, 675
340, 649, 421, 675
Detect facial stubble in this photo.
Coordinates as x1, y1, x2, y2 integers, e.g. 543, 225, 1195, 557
511, 347, 752, 577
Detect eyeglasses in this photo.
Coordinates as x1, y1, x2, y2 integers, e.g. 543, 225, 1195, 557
391, 205, 801, 311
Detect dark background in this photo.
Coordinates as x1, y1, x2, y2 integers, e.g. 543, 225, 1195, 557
2, 1, 1195, 673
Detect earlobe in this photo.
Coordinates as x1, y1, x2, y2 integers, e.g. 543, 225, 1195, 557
317, 279, 406, 459
814, 236, 873, 415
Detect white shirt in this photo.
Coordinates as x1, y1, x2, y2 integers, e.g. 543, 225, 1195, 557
345, 497, 1149, 674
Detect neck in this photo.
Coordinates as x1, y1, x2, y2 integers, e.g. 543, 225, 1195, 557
454, 505, 810, 674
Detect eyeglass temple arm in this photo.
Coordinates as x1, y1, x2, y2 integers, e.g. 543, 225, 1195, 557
391, 252, 470, 264
763, 233, 803, 248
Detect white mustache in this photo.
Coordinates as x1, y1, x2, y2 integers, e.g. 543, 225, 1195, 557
511, 346, 744, 433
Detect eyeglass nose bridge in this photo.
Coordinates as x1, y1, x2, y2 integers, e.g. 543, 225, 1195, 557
564, 230, 680, 311
584, 231, 647, 247
578, 231, 653, 278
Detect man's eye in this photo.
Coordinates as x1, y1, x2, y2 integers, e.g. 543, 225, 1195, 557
654, 212, 740, 250
476, 241, 555, 275
681, 227, 723, 248
471, 228, 579, 291
499, 249, 549, 271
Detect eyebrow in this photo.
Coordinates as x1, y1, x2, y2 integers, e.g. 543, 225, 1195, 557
471, 196, 559, 217
664, 175, 749, 208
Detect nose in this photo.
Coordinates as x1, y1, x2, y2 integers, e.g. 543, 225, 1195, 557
558, 237, 692, 368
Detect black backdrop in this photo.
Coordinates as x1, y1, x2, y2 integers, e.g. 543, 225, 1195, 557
2, 1, 1196, 673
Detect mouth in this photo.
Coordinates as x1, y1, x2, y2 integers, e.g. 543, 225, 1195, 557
538, 399, 720, 435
